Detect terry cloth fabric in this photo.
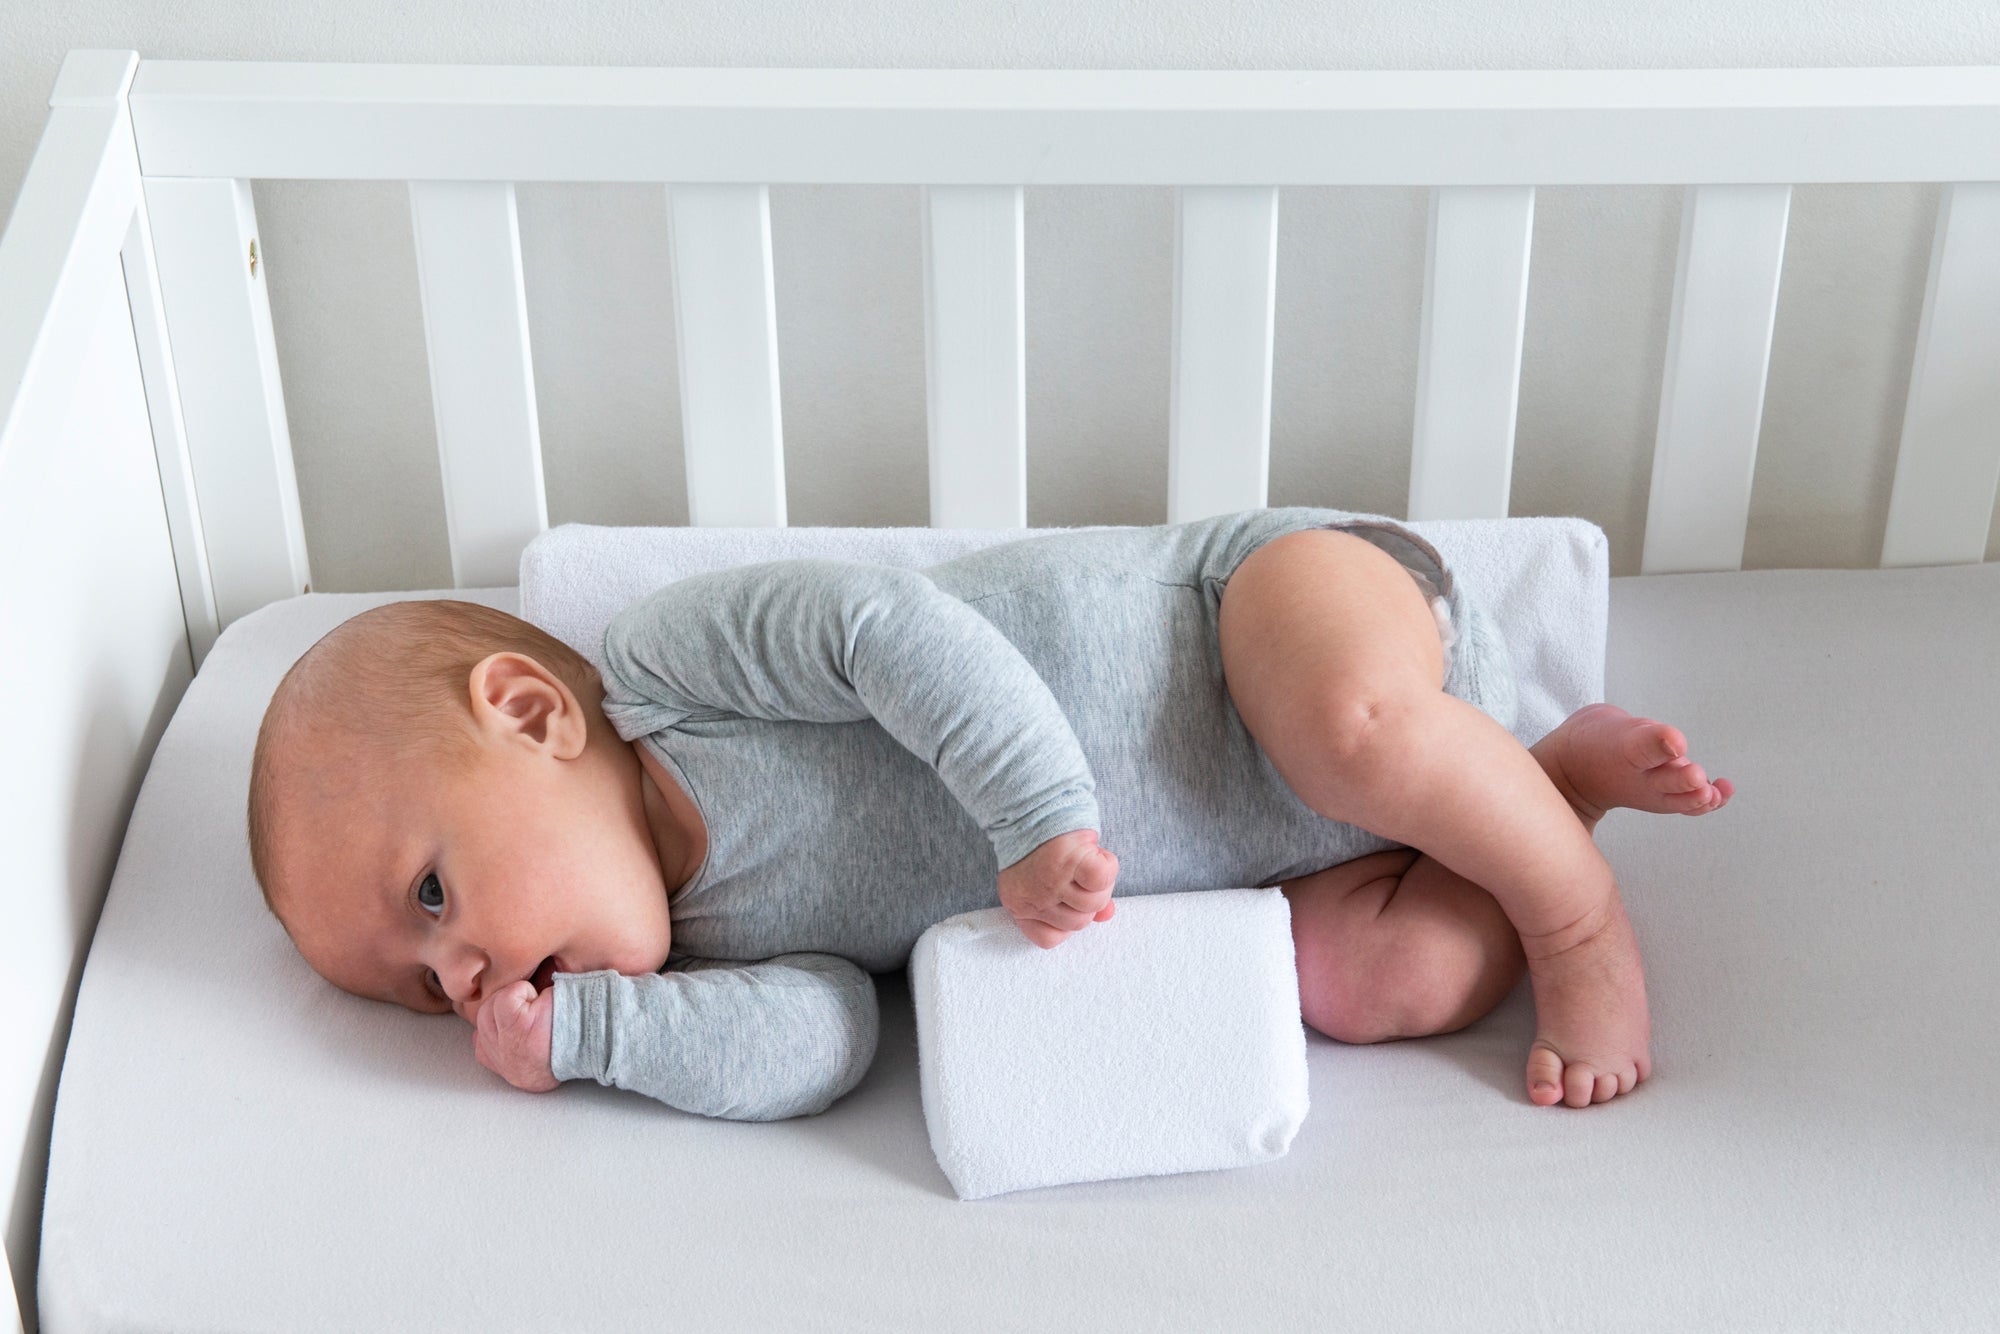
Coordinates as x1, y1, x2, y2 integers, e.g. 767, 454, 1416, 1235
519, 511, 1607, 750
908, 887, 1309, 1200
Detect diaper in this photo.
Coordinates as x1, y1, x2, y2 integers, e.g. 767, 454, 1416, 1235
1319, 519, 1461, 674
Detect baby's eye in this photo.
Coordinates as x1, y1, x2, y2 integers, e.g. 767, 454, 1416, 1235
416, 871, 445, 917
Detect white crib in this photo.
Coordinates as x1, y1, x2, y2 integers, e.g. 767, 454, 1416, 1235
4, 51, 1998, 1331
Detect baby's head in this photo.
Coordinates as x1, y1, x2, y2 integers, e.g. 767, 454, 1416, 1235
248, 599, 675, 1021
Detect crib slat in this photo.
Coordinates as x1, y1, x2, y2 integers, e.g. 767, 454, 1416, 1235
1641, 184, 1791, 574
408, 181, 548, 587
120, 209, 220, 667
1409, 186, 1534, 520
1880, 183, 2000, 568
923, 186, 1027, 527
667, 184, 786, 526
1167, 186, 1279, 524
141, 175, 311, 625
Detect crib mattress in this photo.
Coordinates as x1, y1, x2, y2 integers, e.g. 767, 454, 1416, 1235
38, 564, 2000, 1331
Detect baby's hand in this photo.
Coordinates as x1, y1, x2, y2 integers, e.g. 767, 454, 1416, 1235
997, 828, 1119, 949
472, 980, 559, 1093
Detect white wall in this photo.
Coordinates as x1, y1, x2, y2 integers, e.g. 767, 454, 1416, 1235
4, 1, 1998, 583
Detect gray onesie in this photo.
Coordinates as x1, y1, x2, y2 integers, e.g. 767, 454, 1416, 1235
547, 505, 1519, 1119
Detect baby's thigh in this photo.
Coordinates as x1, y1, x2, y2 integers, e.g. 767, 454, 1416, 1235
1219, 529, 1448, 801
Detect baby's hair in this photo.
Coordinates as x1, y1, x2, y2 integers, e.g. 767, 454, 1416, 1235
247, 598, 601, 919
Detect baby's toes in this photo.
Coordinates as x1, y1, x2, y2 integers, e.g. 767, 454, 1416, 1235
1627, 719, 1686, 767
1526, 1043, 1565, 1106
1679, 773, 1735, 815
1564, 1062, 1603, 1108
1652, 758, 1714, 806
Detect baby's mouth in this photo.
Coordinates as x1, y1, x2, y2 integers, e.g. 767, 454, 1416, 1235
532, 955, 560, 991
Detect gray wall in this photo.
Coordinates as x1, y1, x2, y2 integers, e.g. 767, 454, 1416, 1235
5, 1, 1997, 586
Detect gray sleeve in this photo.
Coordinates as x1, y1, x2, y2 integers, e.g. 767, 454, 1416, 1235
548, 954, 880, 1121
600, 557, 1100, 871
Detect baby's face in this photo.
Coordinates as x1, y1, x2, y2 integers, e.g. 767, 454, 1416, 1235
275, 724, 675, 1023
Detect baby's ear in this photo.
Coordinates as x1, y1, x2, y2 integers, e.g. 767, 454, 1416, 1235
467, 652, 587, 758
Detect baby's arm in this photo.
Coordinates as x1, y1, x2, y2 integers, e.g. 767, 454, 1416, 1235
602, 558, 1103, 873
475, 955, 881, 1120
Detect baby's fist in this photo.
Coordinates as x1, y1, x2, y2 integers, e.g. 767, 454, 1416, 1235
997, 827, 1119, 949
473, 980, 559, 1093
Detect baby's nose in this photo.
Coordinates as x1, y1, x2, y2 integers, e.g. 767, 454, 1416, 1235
438, 962, 488, 1017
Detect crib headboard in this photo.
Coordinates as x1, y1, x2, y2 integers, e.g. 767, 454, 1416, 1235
3, 50, 1999, 1332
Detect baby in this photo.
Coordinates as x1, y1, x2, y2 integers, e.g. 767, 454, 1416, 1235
249, 506, 1732, 1117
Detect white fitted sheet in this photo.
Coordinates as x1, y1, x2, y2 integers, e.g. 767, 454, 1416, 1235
38, 564, 2000, 1331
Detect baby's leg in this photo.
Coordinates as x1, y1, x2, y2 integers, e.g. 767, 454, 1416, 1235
1284, 847, 1525, 1044
1222, 528, 1648, 1107
1286, 711, 1733, 1049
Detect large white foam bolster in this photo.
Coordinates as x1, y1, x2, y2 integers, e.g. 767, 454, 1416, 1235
909, 887, 1310, 1201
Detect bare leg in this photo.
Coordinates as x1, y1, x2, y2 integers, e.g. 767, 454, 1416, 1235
1221, 526, 1735, 1108
1287, 846, 1517, 1044
1288, 703, 1733, 1079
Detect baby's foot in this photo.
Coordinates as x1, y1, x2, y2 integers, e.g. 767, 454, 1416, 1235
1516, 701, 1724, 1107
1536, 702, 1735, 832
1520, 893, 1653, 1108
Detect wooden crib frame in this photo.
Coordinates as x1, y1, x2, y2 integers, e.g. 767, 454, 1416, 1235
3, 50, 1998, 1330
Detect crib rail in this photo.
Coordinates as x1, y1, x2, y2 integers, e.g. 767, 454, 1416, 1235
120, 63, 2000, 186
106, 58, 2000, 626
